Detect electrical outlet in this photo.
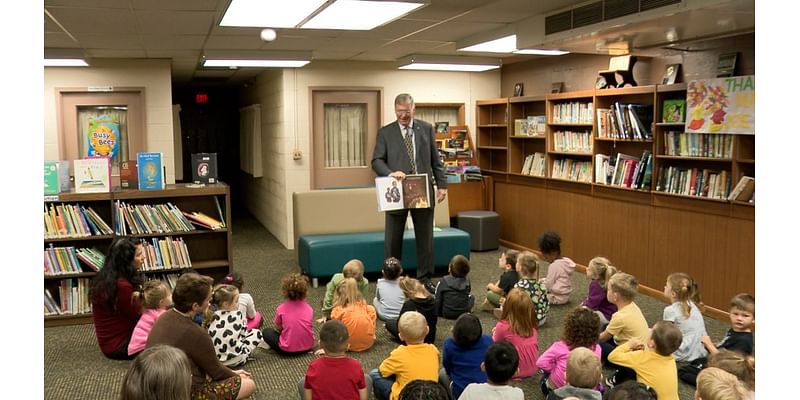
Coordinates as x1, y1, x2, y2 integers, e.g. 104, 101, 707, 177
292, 149, 302, 160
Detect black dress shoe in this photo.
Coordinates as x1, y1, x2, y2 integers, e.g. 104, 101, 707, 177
423, 280, 437, 294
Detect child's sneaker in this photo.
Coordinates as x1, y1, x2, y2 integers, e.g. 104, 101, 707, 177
604, 372, 618, 388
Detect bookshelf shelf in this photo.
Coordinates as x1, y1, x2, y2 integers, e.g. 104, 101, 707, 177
477, 145, 507, 150
738, 159, 755, 164
655, 155, 733, 162
548, 177, 592, 185
652, 190, 731, 203
655, 122, 686, 127
548, 122, 593, 127
477, 124, 507, 128
594, 138, 653, 143
44, 182, 232, 327
549, 151, 593, 156
510, 135, 545, 140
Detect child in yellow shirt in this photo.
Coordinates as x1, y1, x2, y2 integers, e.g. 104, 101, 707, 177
369, 311, 439, 400
607, 320, 683, 400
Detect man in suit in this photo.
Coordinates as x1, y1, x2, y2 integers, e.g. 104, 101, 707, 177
372, 93, 447, 294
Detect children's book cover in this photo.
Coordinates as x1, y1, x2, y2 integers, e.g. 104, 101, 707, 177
662, 99, 686, 123
74, 158, 111, 193
120, 160, 138, 189
137, 152, 165, 190
375, 174, 431, 211
56, 161, 71, 192
191, 153, 218, 184
44, 161, 60, 195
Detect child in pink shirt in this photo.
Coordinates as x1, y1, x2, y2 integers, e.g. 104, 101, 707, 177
127, 280, 171, 356
538, 231, 575, 305
536, 307, 602, 395
492, 288, 539, 379
263, 273, 314, 355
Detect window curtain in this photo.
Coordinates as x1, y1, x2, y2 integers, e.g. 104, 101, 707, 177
77, 106, 129, 175
414, 108, 458, 126
324, 103, 366, 167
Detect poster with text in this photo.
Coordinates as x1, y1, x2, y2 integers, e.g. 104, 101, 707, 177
685, 75, 754, 135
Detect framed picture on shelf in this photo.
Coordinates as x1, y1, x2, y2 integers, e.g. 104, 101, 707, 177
434, 121, 449, 134
551, 82, 563, 94
514, 83, 524, 97
661, 63, 680, 84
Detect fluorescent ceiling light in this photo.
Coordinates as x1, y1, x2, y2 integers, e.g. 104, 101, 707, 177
203, 59, 310, 68
44, 59, 89, 67
220, 0, 425, 30
202, 51, 311, 68
220, 0, 327, 28
44, 48, 89, 67
459, 35, 570, 55
458, 35, 517, 53
514, 49, 570, 56
303, 0, 425, 30
397, 55, 501, 72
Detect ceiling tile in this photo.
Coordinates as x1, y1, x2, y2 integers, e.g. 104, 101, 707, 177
148, 50, 202, 59
45, 0, 130, 9
311, 50, 364, 60
46, 7, 138, 34
87, 48, 148, 58
135, 10, 218, 35
44, 32, 78, 48
141, 35, 207, 51
74, 34, 142, 49
205, 34, 266, 50
131, 0, 221, 11
410, 21, 507, 42
194, 69, 237, 78
44, 14, 63, 34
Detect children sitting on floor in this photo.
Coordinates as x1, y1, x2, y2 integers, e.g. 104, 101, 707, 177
435, 254, 475, 319
441, 313, 493, 399
263, 273, 315, 355
208, 284, 265, 367
546, 347, 603, 400
300, 320, 370, 400
458, 342, 524, 400
319, 259, 370, 323
374, 257, 405, 322
537, 307, 602, 395
385, 277, 437, 344
222, 271, 263, 330
492, 287, 539, 380
331, 277, 377, 352
483, 249, 520, 309
538, 231, 575, 305
662, 272, 708, 363
507, 251, 549, 326
580, 256, 618, 325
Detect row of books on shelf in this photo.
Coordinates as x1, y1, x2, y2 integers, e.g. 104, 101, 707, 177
114, 201, 195, 235
513, 116, 546, 136
45, 273, 183, 316
44, 152, 219, 195
44, 278, 91, 316
596, 103, 653, 140
551, 102, 594, 124
662, 131, 734, 158
44, 203, 114, 239
553, 130, 592, 153
520, 153, 546, 177
655, 166, 732, 199
445, 165, 482, 183
139, 237, 193, 271
551, 158, 592, 183
44, 245, 105, 276
595, 151, 654, 190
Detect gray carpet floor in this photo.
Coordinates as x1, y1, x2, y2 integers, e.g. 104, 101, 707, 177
44, 213, 729, 399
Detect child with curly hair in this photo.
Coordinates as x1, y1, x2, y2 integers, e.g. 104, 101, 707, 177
263, 273, 314, 355
537, 307, 602, 395
538, 231, 575, 305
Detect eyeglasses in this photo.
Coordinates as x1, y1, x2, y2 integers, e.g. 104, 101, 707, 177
395, 109, 412, 115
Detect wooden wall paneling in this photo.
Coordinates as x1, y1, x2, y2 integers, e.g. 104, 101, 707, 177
494, 182, 520, 243
589, 196, 652, 282
720, 216, 755, 307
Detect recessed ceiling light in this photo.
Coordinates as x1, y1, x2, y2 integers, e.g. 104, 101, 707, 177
44, 59, 89, 67
220, 0, 327, 28
458, 35, 517, 53
513, 49, 570, 56
397, 55, 501, 72
203, 59, 310, 68
303, 0, 425, 30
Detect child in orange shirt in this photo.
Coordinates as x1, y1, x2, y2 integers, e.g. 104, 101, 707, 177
331, 277, 377, 352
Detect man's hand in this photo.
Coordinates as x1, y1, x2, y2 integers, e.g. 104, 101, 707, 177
389, 171, 406, 180
436, 188, 447, 203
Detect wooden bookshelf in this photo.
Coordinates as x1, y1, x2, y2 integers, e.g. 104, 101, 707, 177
44, 182, 232, 327
476, 82, 755, 314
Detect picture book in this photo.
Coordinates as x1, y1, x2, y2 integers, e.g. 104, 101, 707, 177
191, 153, 218, 185
375, 174, 431, 212
434, 121, 449, 134
662, 99, 686, 123
119, 160, 138, 189
526, 115, 546, 136
137, 152, 165, 190
74, 157, 111, 193
44, 161, 60, 195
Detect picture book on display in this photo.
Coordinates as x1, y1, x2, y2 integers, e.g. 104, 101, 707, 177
120, 160, 138, 189
662, 99, 686, 123
74, 158, 111, 193
44, 161, 60, 195
137, 152, 165, 190
375, 174, 430, 212
191, 153, 218, 184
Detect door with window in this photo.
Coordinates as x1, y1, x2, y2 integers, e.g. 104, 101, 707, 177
311, 89, 381, 189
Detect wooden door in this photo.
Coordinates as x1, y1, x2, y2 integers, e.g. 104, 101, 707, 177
311, 89, 381, 189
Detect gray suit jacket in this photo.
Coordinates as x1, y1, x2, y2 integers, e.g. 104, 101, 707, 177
371, 119, 447, 190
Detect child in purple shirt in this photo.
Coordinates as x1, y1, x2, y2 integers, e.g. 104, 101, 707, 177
263, 273, 314, 355
581, 256, 618, 325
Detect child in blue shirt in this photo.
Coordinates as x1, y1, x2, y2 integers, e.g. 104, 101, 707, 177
440, 313, 492, 399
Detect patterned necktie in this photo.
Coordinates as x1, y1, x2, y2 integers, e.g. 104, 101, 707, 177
403, 125, 416, 173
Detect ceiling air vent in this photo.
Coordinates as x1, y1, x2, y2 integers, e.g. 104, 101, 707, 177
545, 0, 684, 35
640, 0, 681, 12
603, 0, 640, 20
545, 10, 573, 35
572, 2, 603, 29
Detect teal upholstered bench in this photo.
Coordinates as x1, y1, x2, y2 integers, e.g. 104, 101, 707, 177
293, 188, 471, 287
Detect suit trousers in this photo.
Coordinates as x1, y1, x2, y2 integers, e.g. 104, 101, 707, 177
384, 206, 434, 282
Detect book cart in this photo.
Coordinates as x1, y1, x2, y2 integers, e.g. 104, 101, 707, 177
44, 183, 232, 327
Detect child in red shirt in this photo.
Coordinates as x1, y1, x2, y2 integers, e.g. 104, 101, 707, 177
301, 320, 369, 400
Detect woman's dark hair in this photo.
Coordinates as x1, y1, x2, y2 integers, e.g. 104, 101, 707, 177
90, 237, 143, 311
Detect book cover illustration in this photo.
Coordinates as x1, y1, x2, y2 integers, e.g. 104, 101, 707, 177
662, 99, 686, 123
86, 114, 121, 159
191, 153, 218, 184
434, 121, 449, 134
44, 161, 60, 195
74, 158, 111, 193
686, 75, 754, 134
137, 152, 165, 190
120, 160, 138, 189
375, 174, 431, 212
